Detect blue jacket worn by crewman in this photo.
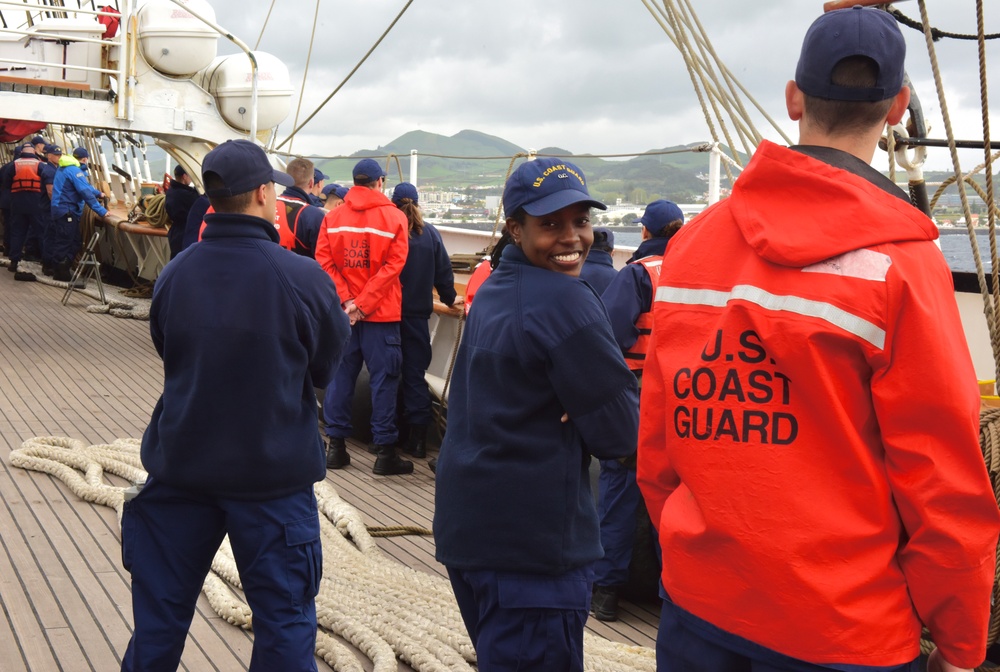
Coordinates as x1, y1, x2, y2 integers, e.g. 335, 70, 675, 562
434, 245, 639, 574
400, 223, 457, 318
51, 155, 107, 219
141, 212, 351, 500
579, 248, 617, 295
602, 236, 670, 350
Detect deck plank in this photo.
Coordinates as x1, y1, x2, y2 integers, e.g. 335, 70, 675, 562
0, 274, 658, 671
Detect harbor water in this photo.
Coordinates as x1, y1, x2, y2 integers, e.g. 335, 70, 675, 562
442, 223, 992, 273
611, 227, 991, 273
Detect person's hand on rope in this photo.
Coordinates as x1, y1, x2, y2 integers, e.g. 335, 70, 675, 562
927, 648, 972, 672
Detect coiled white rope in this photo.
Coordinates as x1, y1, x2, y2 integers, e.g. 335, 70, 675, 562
10, 437, 655, 672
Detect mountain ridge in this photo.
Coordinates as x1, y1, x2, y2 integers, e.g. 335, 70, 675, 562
316, 129, 722, 203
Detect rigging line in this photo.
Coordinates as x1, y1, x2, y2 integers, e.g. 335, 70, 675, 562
975, 0, 999, 361
274, 0, 414, 152
270, 146, 716, 162
652, 0, 739, 182
917, 0, 1000, 381
890, 7, 1000, 41
642, 0, 725, 170
669, 0, 754, 160
254, 0, 276, 51
288, 0, 321, 156
679, 0, 763, 147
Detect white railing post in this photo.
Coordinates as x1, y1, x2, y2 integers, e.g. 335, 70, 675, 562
709, 144, 722, 205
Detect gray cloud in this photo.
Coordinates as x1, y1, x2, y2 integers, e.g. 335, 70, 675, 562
199, 0, 995, 171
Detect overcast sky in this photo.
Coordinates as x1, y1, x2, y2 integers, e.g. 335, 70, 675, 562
200, 0, 995, 172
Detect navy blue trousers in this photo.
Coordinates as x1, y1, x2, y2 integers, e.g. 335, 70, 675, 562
49, 212, 82, 264
323, 320, 402, 445
1, 207, 9, 252
448, 566, 592, 672
656, 599, 920, 672
594, 459, 642, 587
7, 194, 39, 262
36, 207, 53, 265
120, 478, 321, 672
400, 316, 433, 426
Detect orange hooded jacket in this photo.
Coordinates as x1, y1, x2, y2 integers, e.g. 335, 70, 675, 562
314, 185, 408, 322
637, 141, 1000, 668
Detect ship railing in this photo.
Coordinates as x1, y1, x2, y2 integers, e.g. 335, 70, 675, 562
0, 0, 130, 118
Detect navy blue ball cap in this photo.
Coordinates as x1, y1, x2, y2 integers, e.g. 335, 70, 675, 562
502, 158, 606, 217
321, 183, 340, 196
392, 181, 418, 205
352, 158, 385, 184
335, 186, 349, 199
637, 199, 684, 235
313, 167, 328, 182
593, 226, 614, 250
202, 139, 293, 197
30, 135, 45, 145
795, 6, 905, 102
72, 146, 89, 159
43, 144, 62, 155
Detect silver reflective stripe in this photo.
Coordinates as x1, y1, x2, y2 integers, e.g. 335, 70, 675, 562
325, 226, 395, 239
655, 284, 885, 349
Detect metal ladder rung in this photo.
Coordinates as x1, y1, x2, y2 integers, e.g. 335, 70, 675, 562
61, 229, 106, 306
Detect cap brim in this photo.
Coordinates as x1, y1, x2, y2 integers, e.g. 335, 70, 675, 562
521, 190, 607, 216
272, 170, 294, 188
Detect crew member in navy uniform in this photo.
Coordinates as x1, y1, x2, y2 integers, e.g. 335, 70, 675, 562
315, 158, 412, 475
309, 167, 328, 206
6, 144, 43, 280
164, 165, 200, 260
579, 226, 617, 294
434, 158, 639, 672
590, 199, 683, 622
278, 157, 327, 258
0, 145, 20, 255
38, 144, 63, 276
119, 139, 350, 672
392, 182, 459, 459
29, 135, 47, 157
320, 183, 348, 210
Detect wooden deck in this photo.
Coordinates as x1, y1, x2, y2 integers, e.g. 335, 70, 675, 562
0, 272, 658, 671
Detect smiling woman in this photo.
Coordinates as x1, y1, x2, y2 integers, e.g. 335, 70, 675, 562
433, 158, 640, 671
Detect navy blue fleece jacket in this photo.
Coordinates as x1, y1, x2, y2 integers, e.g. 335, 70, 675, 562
434, 244, 638, 574
141, 212, 350, 500
400, 223, 457, 318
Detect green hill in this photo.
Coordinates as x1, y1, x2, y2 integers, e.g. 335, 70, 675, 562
312, 131, 738, 203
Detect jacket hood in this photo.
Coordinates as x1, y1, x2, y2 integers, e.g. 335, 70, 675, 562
58, 155, 81, 168
344, 184, 394, 212
732, 141, 937, 267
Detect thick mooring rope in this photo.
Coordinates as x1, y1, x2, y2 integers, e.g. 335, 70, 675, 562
9, 437, 655, 672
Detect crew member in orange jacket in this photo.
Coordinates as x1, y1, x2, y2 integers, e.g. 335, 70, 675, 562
315, 158, 412, 476
637, 7, 1000, 672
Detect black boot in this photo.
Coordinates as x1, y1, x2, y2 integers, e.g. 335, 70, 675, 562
53, 260, 71, 282
590, 585, 620, 622
325, 436, 350, 470
372, 444, 413, 476
41, 261, 54, 277
402, 424, 428, 458
7, 260, 17, 273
